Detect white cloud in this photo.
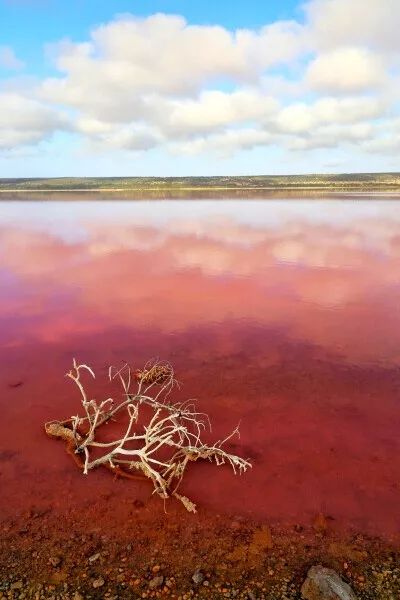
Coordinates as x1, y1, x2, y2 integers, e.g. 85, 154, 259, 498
42, 13, 307, 114
86, 124, 163, 152
0, 92, 69, 149
288, 123, 374, 151
160, 90, 279, 135
1, 2, 399, 160
172, 127, 274, 156
276, 104, 314, 134
306, 47, 386, 93
38, 13, 304, 153
0, 46, 25, 70
363, 136, 400, 155
272, 95, 388, 152
310, 97, 386, 123
276, 96, 385, 134
361, 117, 400, 155
305, 0, 400, 54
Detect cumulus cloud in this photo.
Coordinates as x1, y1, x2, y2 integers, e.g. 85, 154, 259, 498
1, 1, 399, 159
86, 124, 163, 152
266, 96, 385, 151
305, 0, 400, 54
287, 123, 374, 151
42, 14, 307, 110
276, 97, 385, 134
306, 47, 386, 93
172, 127, 274, 157
361, 118, 400, 155
0, 93, 69, 149
162, 90, 279, 136
74, 88, 280, 144
35, 13, 309, 154
0, 46, 25, 70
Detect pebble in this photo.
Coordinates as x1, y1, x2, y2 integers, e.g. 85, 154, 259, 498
192, 569, 205, 585
92, 577, 105, 589
88, 553, 101, 563
149, 575, 164, 589
10, 581, 23, 591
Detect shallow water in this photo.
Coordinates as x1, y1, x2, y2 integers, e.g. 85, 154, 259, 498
1, 198, 400, 536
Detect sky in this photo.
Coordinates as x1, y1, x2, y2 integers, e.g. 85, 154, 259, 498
0, 0, 399, 177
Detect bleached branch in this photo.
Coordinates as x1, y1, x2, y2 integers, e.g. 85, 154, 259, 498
45, 359, 252, 511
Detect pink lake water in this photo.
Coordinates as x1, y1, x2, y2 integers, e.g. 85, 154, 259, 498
1, 198, 400, 536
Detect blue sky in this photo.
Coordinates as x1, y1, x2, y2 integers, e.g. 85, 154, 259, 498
1, 1, 301, 45
0, 0, 398, 177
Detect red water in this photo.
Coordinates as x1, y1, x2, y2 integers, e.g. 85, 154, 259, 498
1, 199, 400, 535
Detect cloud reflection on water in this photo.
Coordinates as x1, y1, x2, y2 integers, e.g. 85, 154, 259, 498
1, 200, 400, 364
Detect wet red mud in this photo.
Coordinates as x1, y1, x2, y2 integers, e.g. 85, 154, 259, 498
1, 199, 400, 598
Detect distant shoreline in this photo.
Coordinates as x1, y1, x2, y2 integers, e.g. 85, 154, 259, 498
1, 186, 400, 192
0, 173, 400, 194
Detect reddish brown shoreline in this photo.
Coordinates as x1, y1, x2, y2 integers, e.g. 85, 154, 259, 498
1, 504, 400, 600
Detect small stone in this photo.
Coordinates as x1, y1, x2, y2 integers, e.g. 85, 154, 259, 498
149, 576, 164, 590
73, 593, 83, 600
92, 577, 105, 589
49, 556, 61, 568
192, 570, 205, 585
301, 565, 357, 600
10, 582, 23, 591
88, 553, 101, 563
247, 592, 257, 600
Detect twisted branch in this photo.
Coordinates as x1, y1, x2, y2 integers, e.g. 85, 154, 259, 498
45, 359, 252, 512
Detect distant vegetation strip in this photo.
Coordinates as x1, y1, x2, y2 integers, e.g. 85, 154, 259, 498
1, 173, 400, 191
